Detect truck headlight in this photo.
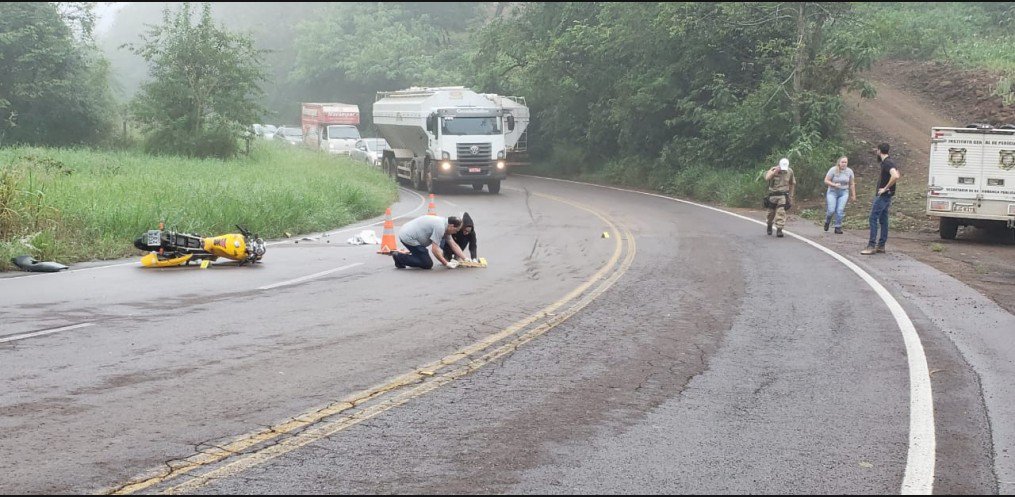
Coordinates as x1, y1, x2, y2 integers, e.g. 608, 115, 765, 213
441, 161, 452, 171
442, 151, 451, 160
497, 150, 505, 159
496, 161, 505, 170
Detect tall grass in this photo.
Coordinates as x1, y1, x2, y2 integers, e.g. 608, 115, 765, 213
858, 3, 1015, 100
0, 141, 396, 270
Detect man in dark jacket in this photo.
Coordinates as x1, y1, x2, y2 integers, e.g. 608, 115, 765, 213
443, 212, 478, 262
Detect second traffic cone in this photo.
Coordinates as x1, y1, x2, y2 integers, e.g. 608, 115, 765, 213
427, 194, 437, 215
377, 208, 398, 254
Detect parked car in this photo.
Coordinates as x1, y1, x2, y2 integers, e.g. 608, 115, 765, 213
260, 124, 278, 140
273, 126, 303, 146
349, 138, 390, 166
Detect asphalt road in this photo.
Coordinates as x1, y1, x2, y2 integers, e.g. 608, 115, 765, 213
1, 176, 1011, 494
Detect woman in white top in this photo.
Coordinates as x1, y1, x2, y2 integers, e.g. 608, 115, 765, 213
823, 156, 856, 234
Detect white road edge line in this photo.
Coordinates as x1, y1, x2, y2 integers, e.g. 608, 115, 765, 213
0, 322, 95, 344
518, 174, 935, 495
257, 263, 363, 291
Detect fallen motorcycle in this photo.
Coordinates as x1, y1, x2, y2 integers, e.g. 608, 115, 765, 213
133, 224, 266, 268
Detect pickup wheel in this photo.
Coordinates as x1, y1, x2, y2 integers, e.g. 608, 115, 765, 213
939, 217, 959, 240
487, 180, 501, 194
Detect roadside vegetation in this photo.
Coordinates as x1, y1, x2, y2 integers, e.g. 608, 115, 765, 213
0, 142, 395, 270
4, 2, 1014, 269
860, 2, 1015, 101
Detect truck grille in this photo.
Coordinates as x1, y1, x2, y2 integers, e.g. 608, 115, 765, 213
457, 143, 491, 164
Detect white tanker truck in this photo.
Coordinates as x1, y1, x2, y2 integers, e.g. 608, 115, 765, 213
374, 87, 508, 194
483, 93, 530, 168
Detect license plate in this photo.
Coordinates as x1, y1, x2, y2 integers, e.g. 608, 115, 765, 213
954, 205, 975, 213
145, 230, 162, 247
468, 167, 481, 173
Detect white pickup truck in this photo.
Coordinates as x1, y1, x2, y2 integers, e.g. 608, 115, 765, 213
927, 125, 1015, 239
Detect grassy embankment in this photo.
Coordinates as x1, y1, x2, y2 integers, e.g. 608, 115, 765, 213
0, 141, 397, 270
859, 3, 1015, 77
521, 142, 842, 211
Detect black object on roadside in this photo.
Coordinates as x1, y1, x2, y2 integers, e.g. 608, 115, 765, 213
11, 255, 68, 272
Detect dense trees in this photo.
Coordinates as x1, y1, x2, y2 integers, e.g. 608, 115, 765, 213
0, 2, 115, 147
127, 3, 266, 158
7, 2, 1011, 197
469, 2, 879, 197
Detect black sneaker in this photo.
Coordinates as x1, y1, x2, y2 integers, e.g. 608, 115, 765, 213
767, 223, 773, 235
834, 227, 843, 234
393, 256, 406, 269
824, 219, 830, 231
776, 228, 783, 237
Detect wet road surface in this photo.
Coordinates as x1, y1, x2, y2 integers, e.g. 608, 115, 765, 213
1, 176, 1010, 494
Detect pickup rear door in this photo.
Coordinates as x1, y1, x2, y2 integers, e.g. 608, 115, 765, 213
930, 128, 982, 208
979, 129, 1015, 210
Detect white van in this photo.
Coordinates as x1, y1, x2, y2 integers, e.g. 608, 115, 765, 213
320, 124, 361, 155
926, 125, 1015, 238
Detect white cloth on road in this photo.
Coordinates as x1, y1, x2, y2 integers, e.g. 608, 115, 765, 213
346, 230, 380, 245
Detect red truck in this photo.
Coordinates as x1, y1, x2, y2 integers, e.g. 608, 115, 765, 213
301, 103, 361, 154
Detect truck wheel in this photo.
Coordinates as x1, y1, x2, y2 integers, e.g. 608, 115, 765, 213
487, 180, 501, 194
939, 217, 959, 240
425, 167, 439, 194
383, 157, 396, 181
472, 183, 484, 191
411, 165, 423, 190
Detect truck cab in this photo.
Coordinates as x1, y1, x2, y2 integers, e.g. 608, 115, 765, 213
320, 124, 361, 155
424, 108, 507, 192
300, 102, 360, 155
927, 124, 1015, 238
374, 87, 509, 194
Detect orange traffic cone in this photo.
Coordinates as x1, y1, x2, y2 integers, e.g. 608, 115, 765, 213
427, 194, 437, 216
377, 208, 398, 254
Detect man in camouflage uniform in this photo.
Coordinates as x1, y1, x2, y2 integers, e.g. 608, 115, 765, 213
764, 158, 796, 237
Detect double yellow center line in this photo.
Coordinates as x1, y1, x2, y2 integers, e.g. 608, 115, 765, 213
107, 193, 636, 495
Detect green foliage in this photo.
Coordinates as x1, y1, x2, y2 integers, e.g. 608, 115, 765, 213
859, 2, 1015, 71
290, 3, 483, 133
775, 129, 847, 199
0, 2, 116, 147
855, 2, 1015, 117
467, 2, 873, 206
127, 3, 267, 159
0, 141, 397, 270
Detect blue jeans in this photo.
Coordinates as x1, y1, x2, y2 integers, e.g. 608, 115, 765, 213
867, 194, 893, 247
825, 188, 849, 227
392, 242, 433, 269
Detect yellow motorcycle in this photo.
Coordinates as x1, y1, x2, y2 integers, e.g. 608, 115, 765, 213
133, 224, 266, 268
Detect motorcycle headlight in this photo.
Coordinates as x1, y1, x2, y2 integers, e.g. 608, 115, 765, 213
496, 161, 505, 170
442, 151, 451, 160
441, 161, 452, 171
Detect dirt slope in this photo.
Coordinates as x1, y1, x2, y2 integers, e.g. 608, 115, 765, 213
838, 60, 1015, 315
